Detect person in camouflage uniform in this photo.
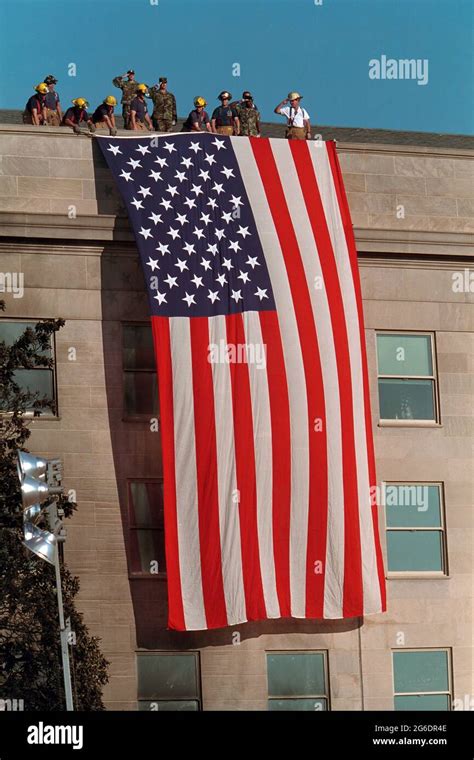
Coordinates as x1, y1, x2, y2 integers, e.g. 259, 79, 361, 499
149, 77, 177, 132
112, 69, 140, 129
234, 91, 261, 137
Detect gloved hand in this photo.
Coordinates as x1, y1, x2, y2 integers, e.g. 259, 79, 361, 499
109, 127, 117, 136
172, 120, 176, 126
73, 124, 81, 134
88, 123, 96, 133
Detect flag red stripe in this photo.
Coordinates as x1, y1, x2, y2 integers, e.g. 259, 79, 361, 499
251, 139, 328, 618
326, 142, 387, 611
225, 312, 267, 621
291, 141, 364, 617
259, 310, 292, 617
151, 316, 186, 630
190, 318, 228, 628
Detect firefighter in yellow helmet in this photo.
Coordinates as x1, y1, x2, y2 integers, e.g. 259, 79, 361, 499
22, 83, 48, 126
62, 98, 94, 133
274, 91, 311, 140
182, 96, 212, 132
129, 84, 153, 131
91, 96, 118, 135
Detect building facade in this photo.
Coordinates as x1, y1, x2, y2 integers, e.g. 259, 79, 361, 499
0, 123, 472, 711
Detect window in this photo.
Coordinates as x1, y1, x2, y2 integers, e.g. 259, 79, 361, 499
376, 332, 439, 422
128, 480, 165, 576
393, 650, 452, 710
122, 323, 158, 418
0, 320, 57, 416
267, 652, 329, 711
137, 653, 201, 711
385, 483, 447, 576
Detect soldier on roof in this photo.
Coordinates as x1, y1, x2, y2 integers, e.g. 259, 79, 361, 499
112, 69, 141, 129
149, 77, 177, 132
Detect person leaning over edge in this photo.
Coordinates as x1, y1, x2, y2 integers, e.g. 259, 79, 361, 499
23, 83, 47, 126
62, 98, 94, 133
274, 91, 311, 140
182, 97, 212, 132
91, 96, 117, 135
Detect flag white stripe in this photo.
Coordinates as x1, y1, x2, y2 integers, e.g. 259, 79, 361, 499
271, 140, 345, 618
169, 318, 207, 629
243, 310, 280, 618
208, 315, 247, 625
233, 137, 310, 618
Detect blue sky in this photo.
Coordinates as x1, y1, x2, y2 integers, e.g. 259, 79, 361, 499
0, 0, 472, 134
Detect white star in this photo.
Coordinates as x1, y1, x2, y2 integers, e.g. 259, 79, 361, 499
221, 211, 233, 224
138, 227, 153, 240
200, 212, 211, 225
181, 156, 193, 168
193, 226, 204, 239
174, 170, 187, 183
107, 144, 122, 156
138, 186, 152, 198
231, 289, 242, 303
159, 198, 172, 210
207, 198, 218, 209
204, 153, 216, 166
131, 197, 144, 210
166, 184, 179, 197
191, 274, 204, 289
163, 141, 177, 154
222, 257, 234, 270
254, 287, 268, 300
237, 270, 250, 283
149, 170, 162, 182
207, 243, 219, 256
146, 257, 160, 271
156, 242, 170, 255
189, 141, 202, 153
230, 195, 243, 208
200, 257, 211, 271
228, 240, 241, 253
221, 166, 235, 179
212, 138, 226, 151
198, 168, 210, 181
154, 291, 167, 304
175, 212, 189, 226
127, 158, 141, 169
155, 156, 168, 168
215, 228, 226, 241
216, 273, 227, 287
164, 274, 178, 289
184, 196, 197, 209
182, 292, 196, 307
213, 182, 224, 195
175, 258, 189, 272
183, 242, 196, 256
167, 226, 181, 240
191, 184, 203, 196
148, 212, 163, 225
136, 144, 151, 155
119, 170, 133, 182
207, 290, 220, 303
246, 255, 260, 269
237, 225, 251, 238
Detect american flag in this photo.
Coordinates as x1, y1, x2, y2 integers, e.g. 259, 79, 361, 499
98, 133, 386, 631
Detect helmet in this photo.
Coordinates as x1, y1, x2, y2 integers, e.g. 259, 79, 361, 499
218, 90, 232, 100
44, 75, 57, 85
194, 96, 206, 107
35, 83, 48, 94
72, 98, 89, 108
137, 83, 147, 93
104, 95, 117, 106
288, 91, 302, 100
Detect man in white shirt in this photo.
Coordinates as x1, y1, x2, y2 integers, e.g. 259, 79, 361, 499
274, 91, 311, 140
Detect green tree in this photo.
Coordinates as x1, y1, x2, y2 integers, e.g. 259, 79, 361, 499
0, 307, 109, 710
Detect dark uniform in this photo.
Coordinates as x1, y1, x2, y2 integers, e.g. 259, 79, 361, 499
211, 104, 238, 136
92, 103, 114, 127
149, 84, 177, 132
44, 90, 61, 126
182, 108, 211, 132
129, 96, 150, 130
61, 106, 89, 126
23, 93, 46, 125
112, 74, 140, 128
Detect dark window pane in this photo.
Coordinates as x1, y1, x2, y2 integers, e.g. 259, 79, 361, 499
268, 698, 327, 711
138, 700, 199, 711
4, 370, 55, 414
137, 654, 198, 700
123, 324, 155, 369
0, 321, 51, 357
387, 530, 444, 572
130, 529, 166, 574
124, 371, 158, 415
378, 378, 435, 420
395, 694, 450, 711
393, 651, 449, 694
377, 334, 433, 376
386, 485, 441, 528
267, 653, 326, 697
130, 481, 164, 527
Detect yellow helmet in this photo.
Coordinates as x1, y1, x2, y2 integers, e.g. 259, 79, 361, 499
104, 95, 117, 106
137, 83, 147, 93
288, 91, 302, 100
194, 96, 206, 107
72, 98, 89, 108
35, 83, 48, 94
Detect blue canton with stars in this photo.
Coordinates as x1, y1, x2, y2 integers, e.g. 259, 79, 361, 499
98, 134, 276, 317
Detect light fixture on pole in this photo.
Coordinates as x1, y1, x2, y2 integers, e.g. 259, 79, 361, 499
17, 450, 74, 711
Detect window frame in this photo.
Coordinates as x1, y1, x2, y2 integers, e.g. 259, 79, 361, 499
384, 481, 449, 579
392, 648, 453, 710
0, 317, 59, 419
136, 651, 202, 711
127, 478, 166, 580
122, 321, 158, 422
376, 330, 441, 426
266, 650, 331, 711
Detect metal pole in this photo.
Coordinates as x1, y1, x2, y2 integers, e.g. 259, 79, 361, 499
54, 549, 74, 711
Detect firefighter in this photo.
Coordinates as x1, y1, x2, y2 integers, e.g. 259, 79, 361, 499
211, 91, 239, 135
274, 92, 311, 140
91, 96, 117, 134
22, 83, 47, 126
62, 98, 94, 133
129, 84, 153, 131
43, 75, 62, 126
182, 97, 212, 132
